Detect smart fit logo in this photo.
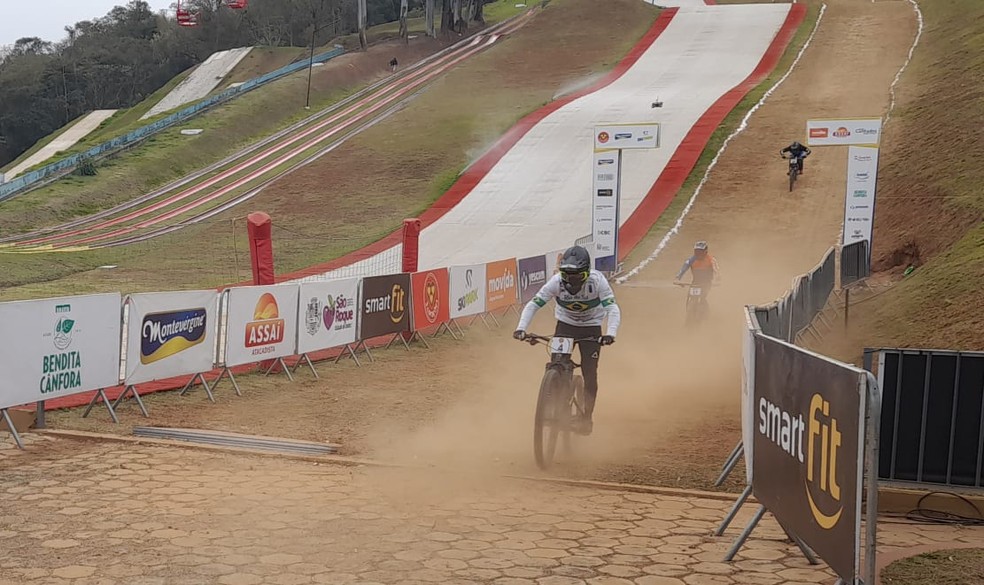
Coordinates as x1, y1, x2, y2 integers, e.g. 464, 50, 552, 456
758, 392, 845, 530
806, 394, 843, 529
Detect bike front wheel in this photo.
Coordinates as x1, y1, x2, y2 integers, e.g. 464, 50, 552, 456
788, 166, 798, 192
534, 368, 570, 470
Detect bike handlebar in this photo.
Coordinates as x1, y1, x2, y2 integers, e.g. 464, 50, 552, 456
523, 333, 603, 345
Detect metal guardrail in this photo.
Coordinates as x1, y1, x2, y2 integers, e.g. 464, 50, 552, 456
0, 47, 346, 202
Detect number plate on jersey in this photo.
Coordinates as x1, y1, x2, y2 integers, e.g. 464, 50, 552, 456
689, 287, 703, 297
550, 337, 575, 355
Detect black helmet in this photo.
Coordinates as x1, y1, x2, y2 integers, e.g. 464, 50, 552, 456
791, 141, 802, 149
559, 245, 591, 294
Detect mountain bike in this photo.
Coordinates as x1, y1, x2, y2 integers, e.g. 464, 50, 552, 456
783, 153, 803, 192
523, 333, 597, 470
675, 281, 708, 326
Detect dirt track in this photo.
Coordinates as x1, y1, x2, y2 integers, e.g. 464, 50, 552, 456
45, 0, 917, 491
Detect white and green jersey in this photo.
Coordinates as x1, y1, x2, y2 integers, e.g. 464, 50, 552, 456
517, 271, 621, 336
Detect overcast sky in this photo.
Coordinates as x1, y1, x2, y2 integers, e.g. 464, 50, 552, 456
1, 1, 173, 47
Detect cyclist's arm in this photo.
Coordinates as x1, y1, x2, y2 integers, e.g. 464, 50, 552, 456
675, 257, 694, 281
516, 276, 560, 332
598, 277, 621, 337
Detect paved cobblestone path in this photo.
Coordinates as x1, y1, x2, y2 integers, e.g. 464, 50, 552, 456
1, 439, 983, 584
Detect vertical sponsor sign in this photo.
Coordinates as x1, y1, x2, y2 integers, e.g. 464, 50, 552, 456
125, 290, 218, 385
223, 284, 300, 367
449, 264, 486, 318
411, 268, 450, 330
842, 145, 879, 247
752, 334, 866, 582
592, 149, 621, 273
0, 293, 122, 408
517, 255, 549, 304
485, 258, 518, 312
359, 273, 412, 339
297, 278, 360, 354
741, 308, 756, 485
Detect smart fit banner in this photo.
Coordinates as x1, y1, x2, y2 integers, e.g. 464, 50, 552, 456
517, 255, 548, 304
449, 264, 486, 319
359, 273, 412, 339
485, 258, 518, 312
124, 290, 219, 386
411, 268, 450, 331
0, 293, 122, 409
752, 334, 866, 582
297, 278, 360, 354
223, 284, 299, 367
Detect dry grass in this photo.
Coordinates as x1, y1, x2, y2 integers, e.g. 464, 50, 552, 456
881, 548, 984, 585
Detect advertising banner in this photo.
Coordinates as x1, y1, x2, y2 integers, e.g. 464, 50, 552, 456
297, 278, 360, 354
842, 146, 879, 247
518, 255, 549, 304
752, 334, 866, 582
592, 149, 620, 272
806, 118, 882, 146
359, 273, 412, 339
223, 284, 299, 367
449, 264, 486, 319
485, 258, 518, 311
411, 268, 450, 330
593, 123, 660, 150
741, 309, 756, 485
124, 290, 218, 385
0, 293, 122, 409
548, 248, 567, 274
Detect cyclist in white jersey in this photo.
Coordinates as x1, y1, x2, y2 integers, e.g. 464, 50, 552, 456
514, 245, 621, 435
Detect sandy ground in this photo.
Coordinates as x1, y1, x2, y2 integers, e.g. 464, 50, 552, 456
41, 0, 918, 494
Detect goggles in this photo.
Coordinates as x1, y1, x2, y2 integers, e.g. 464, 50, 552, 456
560, 270, 589, 286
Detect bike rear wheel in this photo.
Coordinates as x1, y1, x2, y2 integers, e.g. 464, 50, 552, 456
534, 368, 570, 470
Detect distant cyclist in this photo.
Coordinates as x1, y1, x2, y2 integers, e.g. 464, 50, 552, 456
780, 141, 811, 174
674, 241, 720, 289
513, 245, 621, 436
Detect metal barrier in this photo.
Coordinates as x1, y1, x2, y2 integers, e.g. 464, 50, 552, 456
864, 348, 984, 489
840, 239, 870, 288
0, 47, 346, 201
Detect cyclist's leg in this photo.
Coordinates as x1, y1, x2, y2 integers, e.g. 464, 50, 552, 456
556, 321, 602, 422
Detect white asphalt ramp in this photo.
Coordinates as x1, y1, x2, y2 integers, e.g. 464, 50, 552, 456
4, 109, 117, 179
302, 4, 791, 280
141, 47, 253, 120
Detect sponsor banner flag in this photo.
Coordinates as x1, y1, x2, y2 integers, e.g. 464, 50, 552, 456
806, 118, 882, 146
223, 284, 299, 367
449, 264, 486, 319
752, 334, 866, 582
297, 278, 360, 354
842, 146, 879, 247
411, 268, 450, 331
124, 290, 218, 386
359, 273, 412, 339
593, 123, 660, 150
485, 258, 518, 312
0, 293, 122, 409
592, 149, 620, 272
518, 255, 548, 304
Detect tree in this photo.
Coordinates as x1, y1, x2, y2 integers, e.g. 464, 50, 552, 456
425, 0, 435, 37
399, 0, 409, 42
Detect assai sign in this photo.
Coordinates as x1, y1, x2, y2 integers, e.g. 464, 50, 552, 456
125, 290, 218, 385
223, 284, 299, 367
297, 278, 359, 354
359, 273, 412, 339
806, 118, 882, 146
449, 264, 486, 319
752, 334, 866, 582
518, 254, 548, 304
842, 145, 879, 247
0, 293, 122, 409
411, 268, 450, 330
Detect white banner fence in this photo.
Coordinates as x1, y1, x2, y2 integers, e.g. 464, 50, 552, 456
0, 249, 586, 450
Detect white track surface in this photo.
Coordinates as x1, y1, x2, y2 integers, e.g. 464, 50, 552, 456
4, 110, 117, 179
297, 4, 791, 282
141, 47, 253, 120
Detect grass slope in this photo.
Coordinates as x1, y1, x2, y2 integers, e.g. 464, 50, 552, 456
830, 0, 984, 353
0, 0, 659, 300
0, 114, 87, 175
881, 548, 984, 585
